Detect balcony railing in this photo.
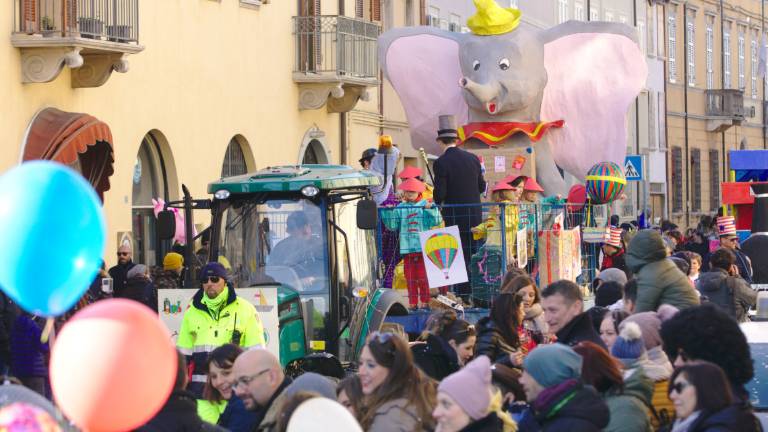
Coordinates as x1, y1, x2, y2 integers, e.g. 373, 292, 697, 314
14, 0, 139, 44
293, 15, 379, 80
705, 89, 745, 119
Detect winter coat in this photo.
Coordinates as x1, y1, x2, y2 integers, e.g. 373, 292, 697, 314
255, 378, 292, 432
367, 398, 425, 432
604, 368, 654, 432
459, 412, 507, 432
523, 380, 610, 432
411, 334, 460, 381
626, 231, 700, 312
660, 404, 758, 432
9, 313, 48, 378
733, 249, 754, 284
0, 291, 18, 371
218, 395, 259, 432
137, 390, 226, 432
696, 269, 757, 323
601, 248, 630, 278
115, 274, 157, 311
108, 261, 135, 296
197, 399, 226, 424
475, 317, 519, 363
554, 312, 605, 349
152, 266, 181, 289
382, 199, 443, 255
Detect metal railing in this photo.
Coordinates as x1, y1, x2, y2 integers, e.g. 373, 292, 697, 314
705, 89, 745, 118
293, 15, 379, 79
14, 0, 139, 43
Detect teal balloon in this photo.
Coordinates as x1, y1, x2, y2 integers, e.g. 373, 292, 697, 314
0, 161, 105, 316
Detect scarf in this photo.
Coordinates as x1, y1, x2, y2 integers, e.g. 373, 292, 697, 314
202, 286, 229, 319
524, 303, 543, 320
671, 411, 701, 432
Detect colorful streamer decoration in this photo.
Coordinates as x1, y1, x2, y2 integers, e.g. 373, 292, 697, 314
424, 233, 459, 279
585, 162, 626, 204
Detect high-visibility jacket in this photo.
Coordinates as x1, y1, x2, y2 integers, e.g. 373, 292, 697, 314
177, 285, 265, 395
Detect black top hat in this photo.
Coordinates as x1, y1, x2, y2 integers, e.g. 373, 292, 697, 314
437, 115, 459, 140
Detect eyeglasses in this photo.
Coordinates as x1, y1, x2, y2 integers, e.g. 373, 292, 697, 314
201, 276, 221, 284
117, 252, 130, 256
670, 380, 691, 395
231, 369, 270, 390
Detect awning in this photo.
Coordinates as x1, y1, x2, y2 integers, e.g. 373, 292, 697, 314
23, 108, 115, 200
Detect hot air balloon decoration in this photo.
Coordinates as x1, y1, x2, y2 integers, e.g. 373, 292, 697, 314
585, 161, 626, 204
424, 232, 459, 279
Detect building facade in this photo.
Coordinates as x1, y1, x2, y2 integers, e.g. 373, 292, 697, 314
664, 0, 768, 230
4, 0, 425, 267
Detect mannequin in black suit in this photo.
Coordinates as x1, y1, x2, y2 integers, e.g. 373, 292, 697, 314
433, 115, 486, 302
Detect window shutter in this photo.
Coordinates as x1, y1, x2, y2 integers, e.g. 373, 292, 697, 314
420, 0, 426, 25
22, 0, 37, 32
710, 150, 720, 210
371, 0, 381, 22
672, 147, 683, 212
691, 149, 701, 211
356, 0, 363, 18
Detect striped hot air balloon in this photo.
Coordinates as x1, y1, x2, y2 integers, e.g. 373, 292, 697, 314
424, 232, 459, 279
585, 162, 626, 204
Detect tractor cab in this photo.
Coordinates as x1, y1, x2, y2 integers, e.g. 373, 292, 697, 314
158, 165, 409, 368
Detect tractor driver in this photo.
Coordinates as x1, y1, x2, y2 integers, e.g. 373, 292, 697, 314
267, 211, 325, 290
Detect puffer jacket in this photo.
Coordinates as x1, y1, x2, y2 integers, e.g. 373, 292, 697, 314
696, 269, 757, 323
381, 200, 443, 254
604, 368, 654, 432
475, 317, 518, 363
367, 398, 431, 432
626, 230, 700, 312
411, 334, 460, 381
522, 379, 610, 432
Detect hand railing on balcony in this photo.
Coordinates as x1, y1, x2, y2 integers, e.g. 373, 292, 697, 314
14, 0, 139, 44
705, 89, 745, 118
293, 15, 379, 80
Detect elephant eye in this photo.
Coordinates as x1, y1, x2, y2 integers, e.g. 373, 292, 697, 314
473, 60, 480, 71
499, 58, 510, 70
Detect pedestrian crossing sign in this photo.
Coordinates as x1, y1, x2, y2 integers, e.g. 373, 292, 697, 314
624, 155, 643, 181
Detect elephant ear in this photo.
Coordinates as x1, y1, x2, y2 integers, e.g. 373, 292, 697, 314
379, 28, 468, 156
540, 21, 647, 180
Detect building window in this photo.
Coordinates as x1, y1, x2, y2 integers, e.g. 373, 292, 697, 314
752, 30, 758, 98
590, 7, 598, 21
574, 1, 584, 21
687, 16, 695, 87
724, 25, 731, 88
558, 0, 569, 24
706, 17, 714, 89
691, 149, 701, 211
619, 15, 627, 24
710, 150, 720, 210
449, 14, 461, 32
739, 26, 746, 90
668, 11, 677, 83
405, 0, 414, 26
638, 20, 646, 55
221, 137, 249, 178
428, 6, 439, 27
509, 0, 518, 7
672, 146, 683, 213
604, 11, 614, 22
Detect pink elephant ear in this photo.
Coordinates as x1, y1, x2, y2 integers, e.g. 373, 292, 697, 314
152, 198, 165, 218
379, 29, 468, 156
540, 23, 647, 180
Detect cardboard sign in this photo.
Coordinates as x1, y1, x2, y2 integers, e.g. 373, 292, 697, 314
419, 225, 469, 288
516, 229, 528, 268
158, 287, 280, 362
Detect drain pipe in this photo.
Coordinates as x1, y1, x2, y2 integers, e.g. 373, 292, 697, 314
683, 8, 691, 229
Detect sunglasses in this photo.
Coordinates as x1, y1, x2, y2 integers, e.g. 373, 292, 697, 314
117, 252, 130, 256
201, 276, 221, 284
369, 331, 394, 344
670, 380, 690, 395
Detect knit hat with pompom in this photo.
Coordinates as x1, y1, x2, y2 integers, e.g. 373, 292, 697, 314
611, 321, 646, 366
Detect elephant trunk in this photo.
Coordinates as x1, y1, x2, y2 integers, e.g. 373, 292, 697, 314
460, 77, 502, 115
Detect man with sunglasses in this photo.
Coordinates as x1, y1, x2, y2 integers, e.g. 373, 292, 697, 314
108, 244, 136, 296
717, 216, 753, 284
177, 262, 266, 397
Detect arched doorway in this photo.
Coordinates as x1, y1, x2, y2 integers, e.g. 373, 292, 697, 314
301, 139, 330, 164
221, 135, 254, 177
132, 131, 172, 266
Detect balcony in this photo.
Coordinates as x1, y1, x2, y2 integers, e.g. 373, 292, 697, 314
705, 89, 745, 133
293, 15, 379, 112
12, 0, 143, 88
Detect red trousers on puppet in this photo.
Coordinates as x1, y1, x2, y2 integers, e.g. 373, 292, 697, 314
403, 253, 431, 306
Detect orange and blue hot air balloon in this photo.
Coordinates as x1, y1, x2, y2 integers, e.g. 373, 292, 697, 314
424, 232, 459, 279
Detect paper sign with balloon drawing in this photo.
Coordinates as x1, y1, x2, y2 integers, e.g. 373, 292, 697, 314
516, 229, 527, 268
419, 226, 468, 288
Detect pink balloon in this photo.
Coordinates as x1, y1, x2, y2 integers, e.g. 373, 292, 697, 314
50, 299, 177, 432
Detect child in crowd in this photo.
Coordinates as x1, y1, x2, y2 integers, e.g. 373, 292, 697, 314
382, 178, 442, 309
470, 181, 519, 305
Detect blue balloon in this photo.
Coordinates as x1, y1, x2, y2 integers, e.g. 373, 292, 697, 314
0, 161, 105, 316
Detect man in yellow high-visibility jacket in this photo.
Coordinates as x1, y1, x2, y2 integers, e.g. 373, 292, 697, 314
177, 262, 265, 396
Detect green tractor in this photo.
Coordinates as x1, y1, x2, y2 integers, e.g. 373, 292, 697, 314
157, 165, 410, 369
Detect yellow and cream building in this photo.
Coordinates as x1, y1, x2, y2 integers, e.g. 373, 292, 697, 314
2, 0, 426, 266
664, 0, 768, 228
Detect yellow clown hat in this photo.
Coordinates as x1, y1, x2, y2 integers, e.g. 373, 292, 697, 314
467, 0, 522, 36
